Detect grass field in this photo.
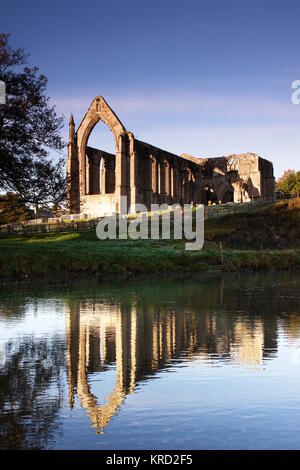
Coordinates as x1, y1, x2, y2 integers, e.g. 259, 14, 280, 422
0, 198, 299, 279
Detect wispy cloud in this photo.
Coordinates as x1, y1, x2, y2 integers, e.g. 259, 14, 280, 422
51, 90, 300, 124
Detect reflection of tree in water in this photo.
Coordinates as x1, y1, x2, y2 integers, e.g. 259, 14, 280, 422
0, 336, 65, 449
0, 300, 27, 321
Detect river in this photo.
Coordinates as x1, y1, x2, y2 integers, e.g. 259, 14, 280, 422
0, 272, 300, 449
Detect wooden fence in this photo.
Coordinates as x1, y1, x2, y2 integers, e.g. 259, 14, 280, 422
0, 219, 100, 236
205, 200, 273, 219
0, 200, 275, 238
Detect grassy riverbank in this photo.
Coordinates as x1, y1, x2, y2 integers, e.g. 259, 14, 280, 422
0, 198, 299, 280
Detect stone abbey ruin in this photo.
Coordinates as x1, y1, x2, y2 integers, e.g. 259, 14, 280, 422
67, 96, 275, 217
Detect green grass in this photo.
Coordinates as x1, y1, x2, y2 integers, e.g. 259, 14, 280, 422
0, 230, 217, 278
0, 198, 300, 279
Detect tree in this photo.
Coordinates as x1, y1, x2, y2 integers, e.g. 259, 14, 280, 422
0, 192, 33, 224
0, 33, 66, 207
276, 170, 300, 198
12, 158, 66, 214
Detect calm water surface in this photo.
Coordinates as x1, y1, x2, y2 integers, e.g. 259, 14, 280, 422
0, 272, 300, 450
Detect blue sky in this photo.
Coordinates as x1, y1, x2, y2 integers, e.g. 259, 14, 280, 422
2, 0, 300, 176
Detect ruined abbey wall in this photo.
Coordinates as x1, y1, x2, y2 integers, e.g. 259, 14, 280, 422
67, 96, 275, 217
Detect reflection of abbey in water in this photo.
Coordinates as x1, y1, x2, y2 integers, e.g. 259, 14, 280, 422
65, 298, 279, 434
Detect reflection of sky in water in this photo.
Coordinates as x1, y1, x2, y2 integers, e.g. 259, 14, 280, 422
1, 273, 300, 449
0, 302, 66, 367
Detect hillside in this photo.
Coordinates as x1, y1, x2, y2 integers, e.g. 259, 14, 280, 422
205, 198, 300, 249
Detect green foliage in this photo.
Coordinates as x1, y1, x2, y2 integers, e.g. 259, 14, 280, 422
0, 192, 32, 224
15, 158, 66, 210
276, 170, 300, 197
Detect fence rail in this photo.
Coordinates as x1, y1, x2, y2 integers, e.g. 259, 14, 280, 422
0, 219, 100, 236
0, 199, 276, 237
205, 199, 273, 218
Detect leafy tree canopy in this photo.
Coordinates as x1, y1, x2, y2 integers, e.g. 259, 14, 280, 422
276, 170, 300, 197
0, 192, 33, 224
0, 33, 66, 211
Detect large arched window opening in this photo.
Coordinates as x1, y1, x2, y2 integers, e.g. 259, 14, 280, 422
85, 120, 116, 195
